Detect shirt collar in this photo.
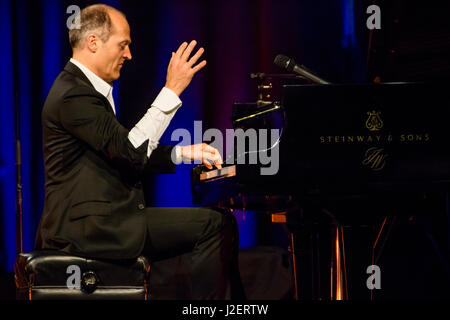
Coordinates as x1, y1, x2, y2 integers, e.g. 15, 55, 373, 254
70, 58, 113, 99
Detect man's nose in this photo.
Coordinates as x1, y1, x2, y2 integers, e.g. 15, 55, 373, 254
124, 46, 132, 60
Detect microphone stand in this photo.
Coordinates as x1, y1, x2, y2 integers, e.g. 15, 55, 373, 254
11, 0, 23, 256
15, 112, 23, 256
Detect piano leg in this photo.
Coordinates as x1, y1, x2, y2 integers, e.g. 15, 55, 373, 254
282, 209, 322, 300
276, 208, 351, 300
330, 224, 348, 300
271, 211, 300, 300
370, 216, 397, 300
289, 232, 299, 300
285, 210, 323, 300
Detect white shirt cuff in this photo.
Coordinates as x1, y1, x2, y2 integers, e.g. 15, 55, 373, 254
152, 87, 182, 112
173, 145, 183, 164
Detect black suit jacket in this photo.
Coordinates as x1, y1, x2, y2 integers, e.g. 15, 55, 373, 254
35, 61, 176, 259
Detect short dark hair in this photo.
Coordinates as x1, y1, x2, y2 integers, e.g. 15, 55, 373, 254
68, 4, 124, 49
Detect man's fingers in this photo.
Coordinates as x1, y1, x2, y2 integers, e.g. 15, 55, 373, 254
187, 47, 204, 67
201, 158, 221, 170
181, 40, 197, 62
203, 145, 221, 158
207, 152, 222, 165
192, 60, 207, 73
202, 158, 213, 169
211, 150, 223, 164
175, 42, 188, 57
168, 52, 174, 68
213, 160, 222, 169
202, 146, 223, 169
203, 144, 215, 153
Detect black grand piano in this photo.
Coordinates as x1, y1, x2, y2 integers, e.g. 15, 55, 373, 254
191, 80, 450, 300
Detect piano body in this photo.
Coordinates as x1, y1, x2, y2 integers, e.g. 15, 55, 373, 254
191, 81, 450, 300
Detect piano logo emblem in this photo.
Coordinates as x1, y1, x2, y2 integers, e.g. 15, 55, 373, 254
366, 111, 383, 132
362, 147, 387, 171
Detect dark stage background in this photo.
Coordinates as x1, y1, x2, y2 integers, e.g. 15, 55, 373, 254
1, 0, 449, 299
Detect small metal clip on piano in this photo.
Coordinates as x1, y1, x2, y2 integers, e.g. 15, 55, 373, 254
191, 75, 450, 300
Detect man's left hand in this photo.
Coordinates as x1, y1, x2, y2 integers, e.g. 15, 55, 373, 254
180, 143, 223, 169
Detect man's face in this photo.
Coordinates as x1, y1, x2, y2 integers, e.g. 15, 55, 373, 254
95, 10, 132, 83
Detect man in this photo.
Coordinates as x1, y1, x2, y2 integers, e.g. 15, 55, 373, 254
35, 4, 243, 299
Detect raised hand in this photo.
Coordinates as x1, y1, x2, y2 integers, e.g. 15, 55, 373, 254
165, 40, 207, 96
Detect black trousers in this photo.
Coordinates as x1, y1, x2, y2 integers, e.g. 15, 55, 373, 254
142, 207, 245, 300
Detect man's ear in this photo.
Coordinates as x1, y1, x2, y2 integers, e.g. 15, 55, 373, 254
85, 34, 98, 53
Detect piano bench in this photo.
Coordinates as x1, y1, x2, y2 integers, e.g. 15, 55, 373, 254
14, 250, 151, 300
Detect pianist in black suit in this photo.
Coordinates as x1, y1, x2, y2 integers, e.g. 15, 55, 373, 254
34, 4, 243, 299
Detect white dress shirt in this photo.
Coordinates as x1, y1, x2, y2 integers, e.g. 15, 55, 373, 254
69, 58, 182, 161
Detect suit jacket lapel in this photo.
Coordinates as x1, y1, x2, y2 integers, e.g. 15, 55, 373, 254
63, 61, 116, 115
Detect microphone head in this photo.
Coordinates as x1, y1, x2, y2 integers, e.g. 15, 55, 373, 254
274, 54, 296, 72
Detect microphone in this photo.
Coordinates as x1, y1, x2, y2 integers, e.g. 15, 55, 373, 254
274, 54, 330, 84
